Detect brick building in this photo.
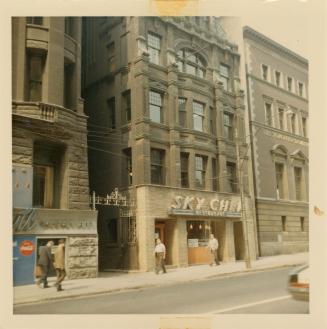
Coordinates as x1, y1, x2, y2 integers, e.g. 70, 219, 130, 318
12, 17, 98, 285
243, 27, 309, 256
82, 17, 258, 272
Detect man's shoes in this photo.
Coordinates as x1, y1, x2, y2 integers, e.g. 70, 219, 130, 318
54, 282, 58, 287
57, 285, 63, 291
43, 284, 50, 288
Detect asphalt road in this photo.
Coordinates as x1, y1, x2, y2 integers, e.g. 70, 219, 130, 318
14, 267, 309, 314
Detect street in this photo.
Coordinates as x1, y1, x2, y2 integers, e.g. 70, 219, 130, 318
14, 267, 309, 314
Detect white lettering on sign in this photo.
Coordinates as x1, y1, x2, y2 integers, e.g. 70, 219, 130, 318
170, 195, 242, 217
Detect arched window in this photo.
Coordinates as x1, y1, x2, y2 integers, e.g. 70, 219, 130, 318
176, 48, 206, 78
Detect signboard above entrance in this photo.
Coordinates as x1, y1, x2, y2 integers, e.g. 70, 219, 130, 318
169, 195, 242, 218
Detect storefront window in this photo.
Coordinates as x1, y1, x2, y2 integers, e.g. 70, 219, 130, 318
187, 220, 210, 247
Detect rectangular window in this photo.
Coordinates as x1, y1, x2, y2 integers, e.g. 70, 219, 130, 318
219, 64, 230, 90
226, 162, 238, 193
149, 91, 163, 123
107, 218, 118, 243
294, 167, 303, 201
300, 217, 305, 232
298, 82, 304, 97
107, 97, 116, 129
65, 17, 74, 38
290, 113, 296, 134
282, 216, 287, 232
275, 163, 284, 199
64, 63, 74, 110
262, 64, 268, 81
106, 42, 115, 72
123, 148, 132, 185
122, 90, 131, 123
180, 152, 189, 188
212, 158, 218, 191
148, 33, 160, 65
209, 106, 215, 134
278, 108, 284, 130
151, 148, 165, 185
287, 77, 293, 92
302, 117, 307, 137
275, 71, 281, 87
193, 101, 204, 132
28, 54, 44, 102
186, 64, 196, 75
26, 17, 43, 25
224, 112, 234, 140
265, 103, 273, 126
33, 165, 54, 208
195, 155, 206, 189
178, 98, 186, 127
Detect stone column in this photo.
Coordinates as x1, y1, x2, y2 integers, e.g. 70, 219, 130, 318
223, 220, 236, 262
176, 219, 188, 267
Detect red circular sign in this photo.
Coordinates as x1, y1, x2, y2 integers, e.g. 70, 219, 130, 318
19, 240, 35, 256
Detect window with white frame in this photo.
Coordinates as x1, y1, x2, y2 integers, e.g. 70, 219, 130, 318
265, 102, 273, 126
148, 33, 161, 65
178, 98, 187, 127
195, 155, 207, 189
219, 64, 230, 90
193, 101, 205, 132
149, 91, 163, 123
177, 48, 206, 78
223, 112, 234, 140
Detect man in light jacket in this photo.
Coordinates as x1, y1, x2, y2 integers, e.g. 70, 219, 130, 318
54, 239, 66, 291
154, 238, 167, 274
208, 234, 219, 266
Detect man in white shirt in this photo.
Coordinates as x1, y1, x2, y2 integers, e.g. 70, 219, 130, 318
154, 238, 167, 274
208, 233, 219, 266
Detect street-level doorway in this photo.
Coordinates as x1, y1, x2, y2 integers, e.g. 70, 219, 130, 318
233, 221, 245, 260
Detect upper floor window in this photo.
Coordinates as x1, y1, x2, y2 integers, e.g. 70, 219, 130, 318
278, 108, 284, 130
298, 82, 304, 97
282, 216, 287, 232
219, 64, 230, 90
224, 112, 234, 140
180, 152, 189, 188
33, 165, 53, 208
265, 103, 273, 126
107, 97, 116, 129
177, 48, 206, 78
64, 62, 75, 110
27, 53, 45, 102
302, 116, 307, 138
294, 167, 303, 201
290, 112, 296, 134
209, 106, 215, 134
65, 17, 75, 38
123, 148, 133, 186
27, 17, 43, 25
262, 64, 269, 81
275, 162, 285, 199
226, 162, 238, 193
122, 90, 131, 123
106, 42, 115, 72
195, 155, 207, 189
178, 98, 187, 127
193, 101, 204, 132
275, 71, 281, 87
148, 33, 161, 65
151, 148, 165, 185
149, 91, 163, 123
287, 77, 293, 92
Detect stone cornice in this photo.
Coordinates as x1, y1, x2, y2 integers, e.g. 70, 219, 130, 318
243, 26, 308, 68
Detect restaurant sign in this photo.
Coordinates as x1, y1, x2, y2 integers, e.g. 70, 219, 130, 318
168, 195, 242, 218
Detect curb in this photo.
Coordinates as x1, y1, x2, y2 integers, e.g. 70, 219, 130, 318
13, 262, 305, 307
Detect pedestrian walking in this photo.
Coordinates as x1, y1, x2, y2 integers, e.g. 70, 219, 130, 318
154, 238, 167, 274
54, 239, 66, 291
37, 240, 54, 288
208, 234, 219, 266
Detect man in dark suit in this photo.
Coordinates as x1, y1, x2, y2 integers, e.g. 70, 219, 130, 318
37, 240, 54, 288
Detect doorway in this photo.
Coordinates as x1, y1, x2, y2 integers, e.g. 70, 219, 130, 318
233, 221, 245, 260
155, 222, 165, 244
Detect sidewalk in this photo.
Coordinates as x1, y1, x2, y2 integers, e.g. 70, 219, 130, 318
13, 252, 308, 306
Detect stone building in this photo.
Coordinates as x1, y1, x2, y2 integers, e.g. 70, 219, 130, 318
243, 27, 309, 256
12, 17, 98, 286
82, 17, 258, 272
